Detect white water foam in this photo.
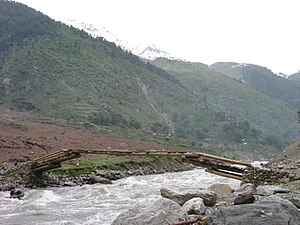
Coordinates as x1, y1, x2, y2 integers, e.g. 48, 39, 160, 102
35, 190, 62, 206
0, 168, 241, 225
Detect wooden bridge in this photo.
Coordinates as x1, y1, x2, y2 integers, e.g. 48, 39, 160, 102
31, 149, 253, 180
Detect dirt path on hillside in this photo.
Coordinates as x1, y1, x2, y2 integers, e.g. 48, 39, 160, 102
0, 107, 179, 162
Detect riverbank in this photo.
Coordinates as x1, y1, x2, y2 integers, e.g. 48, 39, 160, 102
0, 155, 195, 191
1, 168, 299, 225
1, 153, 300, 192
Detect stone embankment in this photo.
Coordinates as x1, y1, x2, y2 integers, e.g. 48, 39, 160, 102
267, 159, 300, 181
239, 159, 300, 187
242, 166, 290, 186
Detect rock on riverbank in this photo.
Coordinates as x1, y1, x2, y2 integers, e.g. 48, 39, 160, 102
111, 182, 300, 225
206, 195, 300, 225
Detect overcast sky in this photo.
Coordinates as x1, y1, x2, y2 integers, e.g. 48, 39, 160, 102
16, 0, 300, 74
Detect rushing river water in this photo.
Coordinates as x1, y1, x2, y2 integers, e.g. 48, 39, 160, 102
0, 168, 241, 225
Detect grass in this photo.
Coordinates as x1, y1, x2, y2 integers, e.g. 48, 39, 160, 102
285, 180, 300, 192
49, 155, 183, 176
4, 172, 18, 178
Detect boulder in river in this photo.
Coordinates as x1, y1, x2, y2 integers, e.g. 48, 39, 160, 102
10, 188, 25, 199
111, 198, 187, 225
208, 183, 233, 199
206, 195, 300, 225
63, 181, 76, 187
182, 197, 206, 215
160, 186, 217, 206
87, 176, 112, 184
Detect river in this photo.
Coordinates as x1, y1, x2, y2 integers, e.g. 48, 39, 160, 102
0, 168, 241, 225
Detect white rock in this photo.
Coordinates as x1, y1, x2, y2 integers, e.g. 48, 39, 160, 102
182, 197, 206, 215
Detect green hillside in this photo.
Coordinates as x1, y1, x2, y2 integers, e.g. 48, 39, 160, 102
0, 1, 187, 127
0, 1, 290, 159
209, 62, 300, 108
151, 58, 299, 141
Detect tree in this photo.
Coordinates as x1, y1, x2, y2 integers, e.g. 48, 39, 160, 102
195, 128, 206, 140
175, 126, 187, 138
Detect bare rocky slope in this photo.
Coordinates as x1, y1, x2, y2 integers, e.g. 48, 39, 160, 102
280, 140, 300, 161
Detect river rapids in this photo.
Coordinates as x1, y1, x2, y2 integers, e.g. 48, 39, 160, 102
0, 168, 241, 225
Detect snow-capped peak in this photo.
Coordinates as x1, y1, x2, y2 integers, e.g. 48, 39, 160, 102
130, 43, 180, 61
275, 72, 289, 78
64, 19, 181, 61
231, 63, 249, 69
65, 19, 124, 46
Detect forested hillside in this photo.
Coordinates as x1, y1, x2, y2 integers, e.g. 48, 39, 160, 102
209, 62, 300, 108
151, 58, 299, 141
0, 1, 291, 159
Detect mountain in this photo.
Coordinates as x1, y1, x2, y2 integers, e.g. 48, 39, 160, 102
209, 62, 300, 108
0, 1, 290, 159
0, 1, 190, 130
65, 19, 180, 61
288, 71, 300, 83
151, 58, 299, 141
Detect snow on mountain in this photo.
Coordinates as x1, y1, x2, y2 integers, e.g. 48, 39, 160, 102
65, 19, 124, 47
65, 19, 181, 61
231, 63, 249, 69
129, 43, 180, 60
275, 72, 289, 78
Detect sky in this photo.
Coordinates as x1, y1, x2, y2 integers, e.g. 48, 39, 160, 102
15, 0, 300, 75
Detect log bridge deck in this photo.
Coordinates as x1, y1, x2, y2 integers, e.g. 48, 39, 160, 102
31, 149, 253, 180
